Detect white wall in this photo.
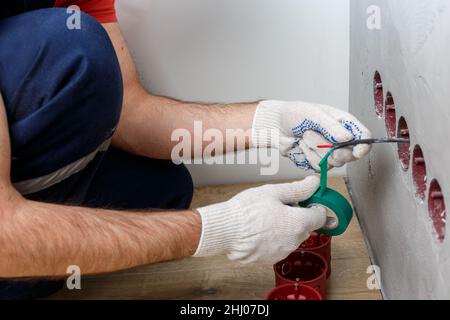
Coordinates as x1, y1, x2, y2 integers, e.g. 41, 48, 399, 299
348, 0, 450, 299
116, 0, 350, 186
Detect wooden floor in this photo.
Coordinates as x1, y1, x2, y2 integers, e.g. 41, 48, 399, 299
49, 177, 382, 300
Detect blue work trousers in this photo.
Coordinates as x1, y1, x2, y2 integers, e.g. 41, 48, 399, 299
0, 8, 193, 299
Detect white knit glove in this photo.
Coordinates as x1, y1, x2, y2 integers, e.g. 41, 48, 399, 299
252, 100, 372, 171
193, 176, 326, 264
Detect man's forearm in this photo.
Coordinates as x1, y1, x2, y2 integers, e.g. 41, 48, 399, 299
113, 87, 257, 160
2, 82, 201, 279
0, 193, 201, 278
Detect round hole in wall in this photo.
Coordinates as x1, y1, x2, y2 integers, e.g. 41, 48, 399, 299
412, 145, 427, 201
428, 180, 446, 243
373, 71, 384, 117
397, 117, 411, 171
385, 92, 396, 137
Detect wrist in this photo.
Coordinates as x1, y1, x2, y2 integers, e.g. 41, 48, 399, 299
251, 100, 284, 148
186, 209, 203, 257
193, 200, 243, 257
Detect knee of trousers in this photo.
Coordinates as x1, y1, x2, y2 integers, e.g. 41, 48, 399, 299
1, 9, 124, 188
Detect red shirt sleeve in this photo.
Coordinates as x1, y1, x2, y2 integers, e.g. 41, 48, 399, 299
54, 0, 117, 24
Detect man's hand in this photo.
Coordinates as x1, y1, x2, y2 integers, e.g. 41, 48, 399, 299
252, 100, 372, 171
194, 176, 326, 264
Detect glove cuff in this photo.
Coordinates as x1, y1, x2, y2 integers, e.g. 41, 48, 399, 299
193, 200, 242, 257
252, 100, 284, 148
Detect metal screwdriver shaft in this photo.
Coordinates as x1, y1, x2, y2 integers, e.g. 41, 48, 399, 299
317, 138, 410, 150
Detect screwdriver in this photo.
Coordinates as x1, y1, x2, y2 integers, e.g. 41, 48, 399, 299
317, 138, 410, 151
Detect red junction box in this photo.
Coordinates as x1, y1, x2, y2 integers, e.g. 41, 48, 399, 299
298, 231, 332, 278
274, 251, 328, 298
266, 283, 323, 300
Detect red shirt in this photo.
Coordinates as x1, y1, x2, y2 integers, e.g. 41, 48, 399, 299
54, 0, 117, 24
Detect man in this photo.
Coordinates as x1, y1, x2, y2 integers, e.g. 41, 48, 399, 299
0, 0, 371, 299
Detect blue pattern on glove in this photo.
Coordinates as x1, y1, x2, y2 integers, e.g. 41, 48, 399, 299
341, 120, 363, 140
289, 118, 363, 171
288, 149, 314, 171
291, 119, 338, 143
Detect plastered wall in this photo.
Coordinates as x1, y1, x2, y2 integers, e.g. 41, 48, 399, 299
115, 0, 349, 186
348, 0, 450, 299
